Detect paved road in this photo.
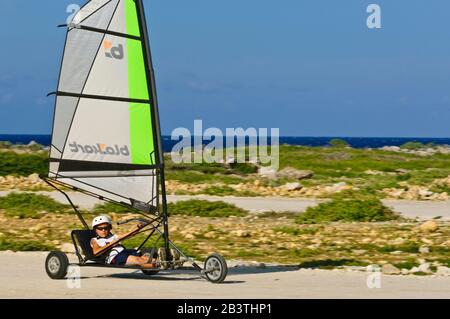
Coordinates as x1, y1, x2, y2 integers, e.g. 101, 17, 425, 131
0, 252, 449, 298
1, 191, 449, 220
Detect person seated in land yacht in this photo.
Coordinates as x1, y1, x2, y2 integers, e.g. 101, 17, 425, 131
90, 215, 157, 268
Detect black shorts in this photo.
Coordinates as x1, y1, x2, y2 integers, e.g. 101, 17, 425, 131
111, 249, 140, 265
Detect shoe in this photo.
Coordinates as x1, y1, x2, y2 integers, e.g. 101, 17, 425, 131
158, 247, 169, 269
142, 252, 152, 263
171, 248, 183, 268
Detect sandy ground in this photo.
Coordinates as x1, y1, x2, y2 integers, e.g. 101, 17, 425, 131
0, 252, 448, 299
1, 191, 449, 220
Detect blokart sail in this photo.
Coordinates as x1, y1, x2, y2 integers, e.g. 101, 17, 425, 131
43, 0, 228, 283
47, 0, 161, 212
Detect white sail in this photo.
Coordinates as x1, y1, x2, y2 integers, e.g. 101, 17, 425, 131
48, 0, 159, 209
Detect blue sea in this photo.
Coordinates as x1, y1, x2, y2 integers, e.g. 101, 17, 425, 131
2, 134, 450, 151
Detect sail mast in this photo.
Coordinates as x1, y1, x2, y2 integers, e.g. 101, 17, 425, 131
135, 0, 171, 253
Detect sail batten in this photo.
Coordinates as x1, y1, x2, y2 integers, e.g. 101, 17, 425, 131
48, 0, 159, 209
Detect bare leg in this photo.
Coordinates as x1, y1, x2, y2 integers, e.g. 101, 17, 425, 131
125, 255, 149, 265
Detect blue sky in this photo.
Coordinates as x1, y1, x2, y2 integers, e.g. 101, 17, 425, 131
1, 0, 450, 137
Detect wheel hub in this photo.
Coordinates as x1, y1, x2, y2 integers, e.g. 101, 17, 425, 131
48, 256, 61, 274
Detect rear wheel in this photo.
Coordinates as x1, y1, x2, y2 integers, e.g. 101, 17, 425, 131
45, 251, 69, 280
204, 253, 227, 283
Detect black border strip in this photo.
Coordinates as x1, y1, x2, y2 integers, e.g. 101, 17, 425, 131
75, 0, 114, 26
54, 91, 151, 104
50, 158, 158, 172
63, 24, 141, 41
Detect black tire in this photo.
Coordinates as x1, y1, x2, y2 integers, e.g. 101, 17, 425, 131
45, 251, 69, 280
204, 253, 228, 283
140, 248, 160, 276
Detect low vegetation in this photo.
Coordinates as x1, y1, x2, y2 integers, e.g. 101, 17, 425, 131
0, 239, 55, 251
296, 192, 400, 224
0, 192, 70, 219
0, 151, 47, 177
168, 199, 247, 217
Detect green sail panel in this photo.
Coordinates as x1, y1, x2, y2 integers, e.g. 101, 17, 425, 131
125, 0, 155, 165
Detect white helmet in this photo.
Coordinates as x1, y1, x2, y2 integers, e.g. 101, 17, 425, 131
92, 215, 112, 229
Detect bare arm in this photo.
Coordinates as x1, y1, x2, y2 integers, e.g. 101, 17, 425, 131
92, 223, 147, 257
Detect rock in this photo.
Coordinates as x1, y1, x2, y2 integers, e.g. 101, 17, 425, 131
419, 220, 439, 233
410, 266, 420, 273
204, 232, 216, 239
419, 246, 430, 254
184, 234, 195, 240
381, 264, 401, 275
232, 230, 251, 238
436, 266, 450, 276
421, 238, 433, 245
283, 182, 303, 191
381, 146, 401, 152
366, 264, 381, 272
276, 167, 313, 180
395, 168, 409, 174
418, 262, 431, 273
365, 170, 384, 175
27, 173, 41, 182
60, 243, 75, 253
401, 269, 409, 275
418, 189, 433, 198
326, 182, 350, 193
258, 166, 278, 179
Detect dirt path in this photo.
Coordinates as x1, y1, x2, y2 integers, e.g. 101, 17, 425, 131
1, 191, 449, 220
0, 252, 448, 298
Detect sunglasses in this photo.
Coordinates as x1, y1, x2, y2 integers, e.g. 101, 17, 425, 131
96, 226, 110, 231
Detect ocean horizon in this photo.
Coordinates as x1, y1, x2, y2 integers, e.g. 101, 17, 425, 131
1, 134, 450, 152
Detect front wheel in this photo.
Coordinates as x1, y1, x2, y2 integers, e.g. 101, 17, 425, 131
204, 253, 227, 283
45, 251, 69, 280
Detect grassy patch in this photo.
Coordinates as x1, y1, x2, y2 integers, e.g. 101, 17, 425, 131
0, 151, 48, 177
0, 238, 55, 251
236, 250, 267, 258
0, 192, 70, 219
436, 258, 450, 267
392, 258, 420, 270
168, 200, 248, 217
273, 226, 321, 236
296, 193, 400, 224
298, 259, 368, 269
257, 211, 299, 219
201, 185, 259, 197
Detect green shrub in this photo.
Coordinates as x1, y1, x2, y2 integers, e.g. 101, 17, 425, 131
0, 239, 55, 251
329, 139, 350, 148
298, 259, 368, 269
393, 258, 419, 270
228, 162, 258, 174
168, 199, 247, 217
399, 142, 425, 150
0, 151, 48, 176
273, 226, 320, 235
296, 193, 399, 224
202, 185, 258, 197
0, 192, 70, 218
